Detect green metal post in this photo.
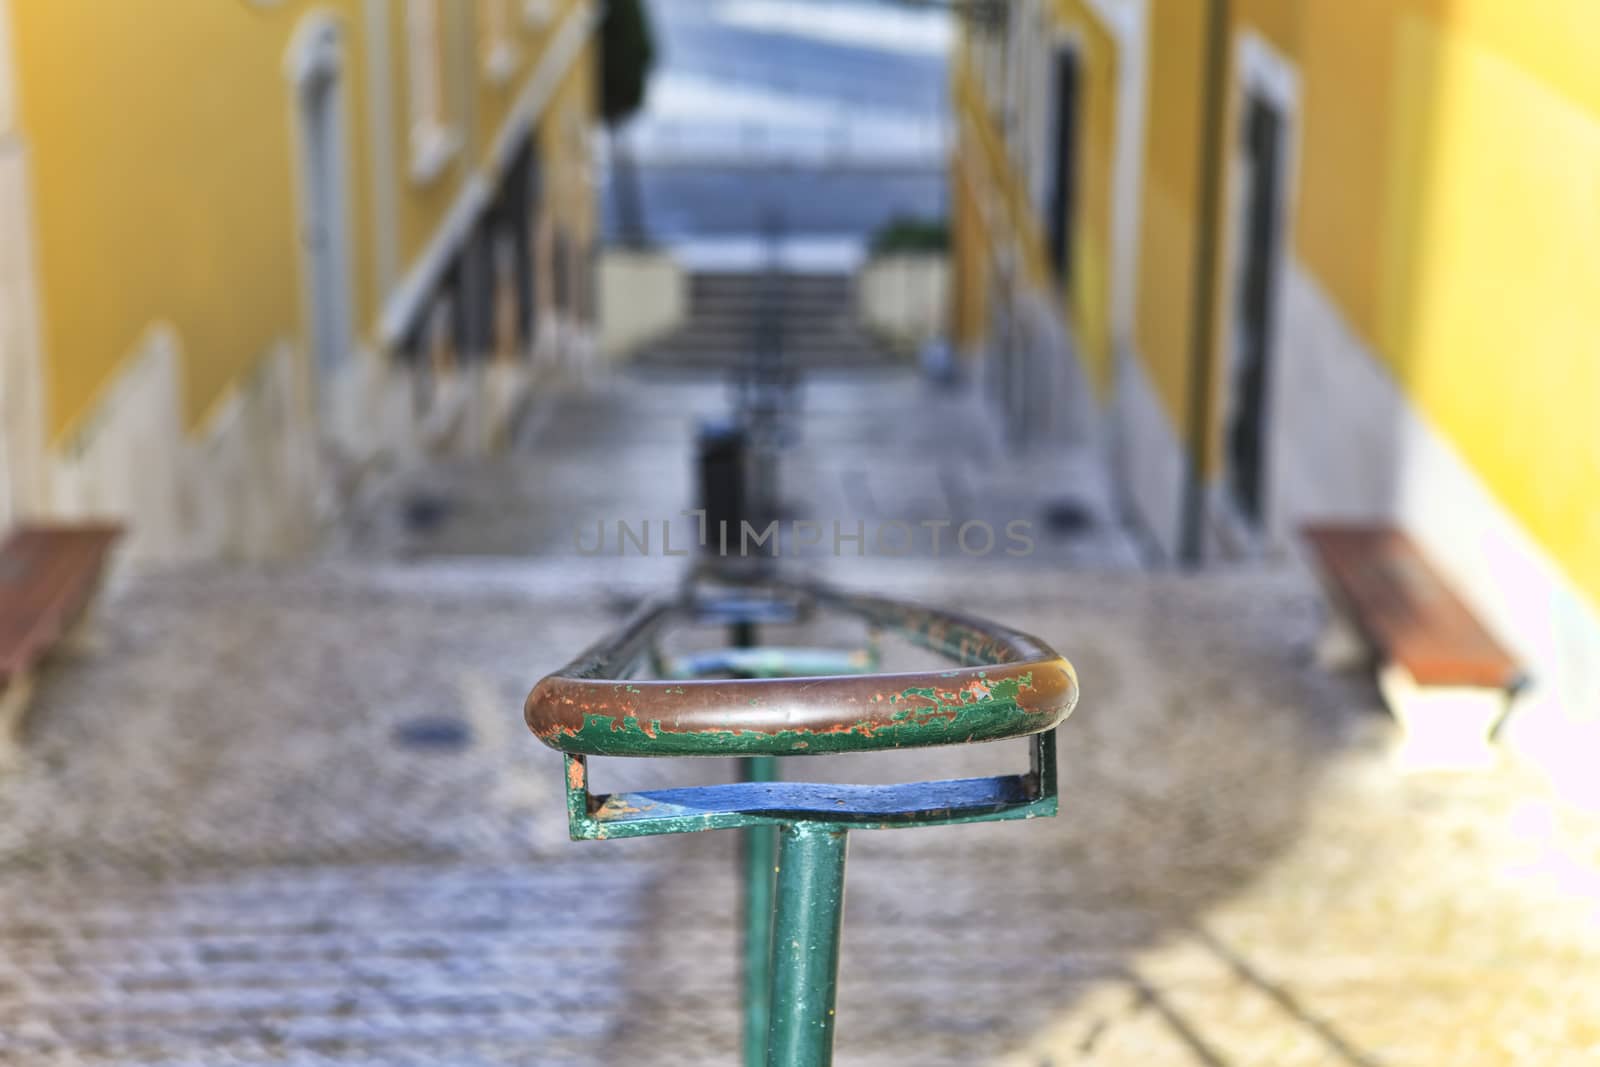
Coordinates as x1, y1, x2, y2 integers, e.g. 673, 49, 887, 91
766, 823, 849, 1067
741, 753, 779, 1066
733, 617, 780, 1067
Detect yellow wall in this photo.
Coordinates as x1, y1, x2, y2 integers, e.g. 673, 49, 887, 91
1131, 0, 1207, 432
1124, 0, 1600, 604
1293, 0, 1600, 605
10, 0, 599, 538
11, 0, 369, 438
1058, 0, 1118, 396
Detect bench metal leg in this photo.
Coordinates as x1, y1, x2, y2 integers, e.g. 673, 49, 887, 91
1314, 608, 1367, 672
0, 670, 34, 761
1380, 663, 1508, 771
63, 607, 96, 654
741, 755, 779, 1067
767, 823, 848, 1067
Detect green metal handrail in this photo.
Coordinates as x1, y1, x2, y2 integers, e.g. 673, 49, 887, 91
525, 582, 1077, 758
525, 576, 1077, 1066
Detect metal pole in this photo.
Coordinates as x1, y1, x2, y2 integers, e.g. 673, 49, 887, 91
766, 823, 849, 1067
734, 617, 781, 1067
740, 756, 779, 1065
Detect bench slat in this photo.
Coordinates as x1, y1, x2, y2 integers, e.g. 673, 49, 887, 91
0, 524, 122, 680
1301, 524, 1520, 690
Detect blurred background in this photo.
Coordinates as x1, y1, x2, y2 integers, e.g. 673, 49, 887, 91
0, 1, 1597, 1064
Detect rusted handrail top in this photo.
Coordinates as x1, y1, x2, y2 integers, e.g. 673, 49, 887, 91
525, 579, 1078, 758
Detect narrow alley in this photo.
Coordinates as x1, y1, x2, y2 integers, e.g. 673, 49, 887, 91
3, 2, 1599, 1065
1, 361, 1596, 1065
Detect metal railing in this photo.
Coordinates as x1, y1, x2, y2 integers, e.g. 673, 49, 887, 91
525, 572, 1077, 1064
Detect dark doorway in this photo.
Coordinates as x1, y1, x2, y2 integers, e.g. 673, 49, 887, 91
455, 227, 494, 360
1224, 93, 1286, 528
501, 138, 541, 343
1046, 47, 1082, 284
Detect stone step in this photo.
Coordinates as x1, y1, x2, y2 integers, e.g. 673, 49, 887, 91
658, 318, 869, 337
636, 350, 893, 369
644, 334, 881, 357
687, 270, 855, 292
687, 280, 857, 311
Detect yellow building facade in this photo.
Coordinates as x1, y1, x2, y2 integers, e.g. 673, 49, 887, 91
0, 0, 600, 561
953, 0, 1599, 763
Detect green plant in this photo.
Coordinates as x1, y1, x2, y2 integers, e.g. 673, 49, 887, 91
598, 0, 657, 247
599, 0, 656, 127
869, 216, 950, 255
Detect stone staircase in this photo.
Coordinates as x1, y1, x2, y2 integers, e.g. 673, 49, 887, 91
636, 270, 892, 370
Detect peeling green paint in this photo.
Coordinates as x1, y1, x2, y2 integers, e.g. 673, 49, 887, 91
542, 672, 1051, 757
532, 580, 1074, 1067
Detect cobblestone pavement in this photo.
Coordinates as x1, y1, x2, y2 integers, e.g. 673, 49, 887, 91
2, 371, 1598, 1064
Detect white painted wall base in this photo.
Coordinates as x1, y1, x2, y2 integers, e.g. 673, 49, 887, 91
1266, 264, 1407, 532
1111, 345, 1184, 559
48, 326, 188, 563
981, 286, 1102, 448
45, 329, 321, 566
188, 341, 320, 561
38, 324, 568, 570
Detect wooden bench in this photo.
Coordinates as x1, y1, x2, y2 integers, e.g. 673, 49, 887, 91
0, 524, 123, 749
1301, 523, 1524, 769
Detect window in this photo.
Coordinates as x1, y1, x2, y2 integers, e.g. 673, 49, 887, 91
405, 0, 459, 183
481, 0, 518, 85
